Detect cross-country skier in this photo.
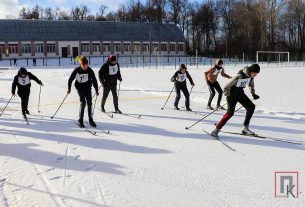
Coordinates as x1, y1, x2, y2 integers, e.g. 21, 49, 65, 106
204, 59, 231, 110
99, 55, 122, 114
171, 64, 195, 111
12, 67, 43, 118
211, 64, 261, 137
67, 56, 99, 128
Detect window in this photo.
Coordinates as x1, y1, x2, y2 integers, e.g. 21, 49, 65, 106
143, 44, 149, 52
47, 44, 56, 53
170, 44, 176, 52
124, 44, 130, 52
22, 44, 31, 53
81, 44, 89, 52
9, 44, 19, 54
178, 44, 184, 52
103, 44, 110, 52
134, 44, 140, 52
152, 44, 158, 52
0, 44, 5, 54
161, 44, 167, 52
92, 44, 100, 52
35, 44, 44, 53
114, 44, 120, 52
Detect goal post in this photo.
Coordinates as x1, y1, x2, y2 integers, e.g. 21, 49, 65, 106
256, 51, 290, 64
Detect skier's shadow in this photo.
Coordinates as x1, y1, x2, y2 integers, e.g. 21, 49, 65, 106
0, 142, 125, 175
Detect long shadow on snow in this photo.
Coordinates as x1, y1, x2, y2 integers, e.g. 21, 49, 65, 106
0, 142, 125, 175
0, 118, 170, 155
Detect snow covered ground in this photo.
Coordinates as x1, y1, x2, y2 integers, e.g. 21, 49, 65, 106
0, 64, 304, 206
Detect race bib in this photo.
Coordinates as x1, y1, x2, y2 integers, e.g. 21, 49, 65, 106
213, 68, 223, 76
177, 73, 186, 82
76, 73, 89, 83
109, 65, 119, 75
18, 76, 30, 85
235, 78, 250, 88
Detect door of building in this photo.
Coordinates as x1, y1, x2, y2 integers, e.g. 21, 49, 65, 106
62, 47, 68, 58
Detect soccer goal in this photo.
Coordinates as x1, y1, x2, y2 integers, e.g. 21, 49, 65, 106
256, 51, 289, 64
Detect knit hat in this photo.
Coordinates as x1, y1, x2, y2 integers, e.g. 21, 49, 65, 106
109, 55, 117, 62
248, 64, 260, 73
18, 67, 27, 76
216, 59, 223, 66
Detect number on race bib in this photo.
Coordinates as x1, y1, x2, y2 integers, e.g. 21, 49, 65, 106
239, 81, 247, 87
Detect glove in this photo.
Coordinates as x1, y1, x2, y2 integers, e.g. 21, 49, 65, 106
119, 78, 122, 82
67, 89, 71, 94
12, 93, 16, 97
252, 94, 260, 100
96, 91, 99, 96
40, 82, 44, 87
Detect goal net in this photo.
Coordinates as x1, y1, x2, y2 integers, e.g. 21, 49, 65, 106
256, 51, 289, 64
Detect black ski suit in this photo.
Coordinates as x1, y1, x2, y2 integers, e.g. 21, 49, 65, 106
68, 66, 99, 121
12, 70, 42, 114
171, 70, 194, 108
98, 61, 122, 110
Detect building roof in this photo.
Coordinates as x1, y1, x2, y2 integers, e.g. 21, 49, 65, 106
0, 20, 185, 42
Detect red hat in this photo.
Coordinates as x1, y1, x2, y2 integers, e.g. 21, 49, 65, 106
109, 55, 117, 62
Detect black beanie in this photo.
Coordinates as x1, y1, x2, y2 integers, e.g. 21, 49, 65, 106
248, 64, 260, 73
19, 67, 27, 76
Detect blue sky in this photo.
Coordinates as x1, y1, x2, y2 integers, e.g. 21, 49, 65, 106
0, 0, 200, 19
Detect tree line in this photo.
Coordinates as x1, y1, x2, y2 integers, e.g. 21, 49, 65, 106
17, 0, 305, 60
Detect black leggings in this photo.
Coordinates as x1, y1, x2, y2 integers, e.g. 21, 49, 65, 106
77, 89, 92, 121
101, 86, 119, 110
207, 81, 223, 106
216, 93, 255, 129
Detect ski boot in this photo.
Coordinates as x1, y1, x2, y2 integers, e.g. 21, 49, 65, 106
89, 118, 97, 128
78, 119, 85, 128
22, 111, 27, 119
115, 108, 122, 114
101, 107, 106, 112
207, 105, 214, 110
211, 128, 220, 138
25, 109, 30, 115
242, 125, 256, 136
186, 107, 192, 112
174, 105, 180, 110
216, 105, 226, 110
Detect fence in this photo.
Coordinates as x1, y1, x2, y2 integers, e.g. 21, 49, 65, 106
0, 55, 251, 69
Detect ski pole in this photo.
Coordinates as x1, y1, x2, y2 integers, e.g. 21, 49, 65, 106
51, 94, 69, 119
161, 85, 175, 110
0, 95, 13, 117
185, 102, 228, 130
92, 93, 98, 116
92, 85, 102, 99
117, 81, 121, 100
38, 85, 42, 113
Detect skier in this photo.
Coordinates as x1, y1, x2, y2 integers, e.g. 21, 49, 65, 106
11, 67, 43, 118
210, 64, 261, 137
204, 59, 231, 110
67, 56, 99, 128
99, 55, 122, 114
171, 64, 195, 111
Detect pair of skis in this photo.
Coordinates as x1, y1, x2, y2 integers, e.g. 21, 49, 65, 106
74, 122, 110, 135
203, 129, 304, 152
100, 110, 141, 119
